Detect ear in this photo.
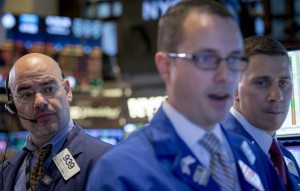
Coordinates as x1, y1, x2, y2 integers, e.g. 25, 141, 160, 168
63, 79, 73, 103
155, 51, 171, 84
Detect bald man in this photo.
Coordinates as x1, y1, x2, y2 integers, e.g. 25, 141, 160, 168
0, 53, 112, 191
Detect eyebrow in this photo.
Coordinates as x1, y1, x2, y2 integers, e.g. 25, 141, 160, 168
251, 76, 269, 80
16, 85, 31, 92
197, 49, 243, 55
16, 79, 57, 92
40, 79, 57, 86
252, 76, 292, 81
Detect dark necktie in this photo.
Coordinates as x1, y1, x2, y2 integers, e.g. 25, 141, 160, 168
269, 139, 287, 184
199, 133, 237, 191
28, 145, 52, 191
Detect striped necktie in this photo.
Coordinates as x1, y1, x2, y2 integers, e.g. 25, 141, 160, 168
26, 145, 52, 191
269, 139, 287, 184
199, 133, 237, 191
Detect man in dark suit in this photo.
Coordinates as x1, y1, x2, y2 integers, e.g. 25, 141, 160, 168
87, 1, 285, 191
223, 35, 300, 190
0, 53, 112, 191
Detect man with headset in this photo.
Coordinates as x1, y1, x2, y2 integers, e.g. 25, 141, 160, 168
0, 53, 112, 191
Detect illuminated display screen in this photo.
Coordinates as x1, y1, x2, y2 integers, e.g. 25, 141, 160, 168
0, 128, 123, 153
85, 128, 124, 145
102, 22, 117, 56
0, 133, 8, 152
7, 131, 29, 152
72, 18, 102, 39
19, 13, 39, 34
3, 13, 104, 47
2, 12, 16, 29
45, 16, 71, 36
285, 145, 300, 166
280, 137, 300, 166
277, 47, 300, 137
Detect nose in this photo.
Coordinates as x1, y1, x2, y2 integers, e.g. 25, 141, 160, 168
214, 60, 237, 83
33, 92, 48, 110
267, 85, 283, 102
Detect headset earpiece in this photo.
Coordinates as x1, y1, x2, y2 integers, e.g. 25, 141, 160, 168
5, 73, 17, 115
5, 102, 17, 115
5, 73, 11, 101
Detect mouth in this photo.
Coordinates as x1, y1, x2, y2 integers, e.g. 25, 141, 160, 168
208, 92, 231, 101
266, 111, 284, 115
35, 112, 54, 121
207, 91, 232, 109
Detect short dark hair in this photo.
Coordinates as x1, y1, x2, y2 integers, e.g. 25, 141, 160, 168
243, 35, 288, 58
157, 0, 233, 52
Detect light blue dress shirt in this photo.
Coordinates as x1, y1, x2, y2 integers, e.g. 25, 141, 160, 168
230, 107, 273, 155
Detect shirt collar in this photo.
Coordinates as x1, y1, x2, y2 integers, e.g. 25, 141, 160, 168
230, 107, 273, 154
162, 101, 224, 149
24, 120, 74, 156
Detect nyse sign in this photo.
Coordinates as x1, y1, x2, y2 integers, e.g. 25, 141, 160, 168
127, 96, 164, 120
142, 0, 179, 21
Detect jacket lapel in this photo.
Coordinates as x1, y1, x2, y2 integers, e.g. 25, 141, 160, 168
148, 107, 221, 191
223, 128, 265, 191
37, 124, 83, 191
223, 113, 257, 144
2, 151, 28, 190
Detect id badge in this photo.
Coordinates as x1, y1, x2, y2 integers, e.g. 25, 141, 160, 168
53, 148, 80, 180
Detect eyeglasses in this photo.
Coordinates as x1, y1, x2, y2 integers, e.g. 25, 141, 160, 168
167, 52, 249, 71
13, 83, 65, 102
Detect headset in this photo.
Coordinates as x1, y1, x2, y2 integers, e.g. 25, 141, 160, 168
4, 72, 65, 123
5, 74, 16, 114
5, 74, 37, 123
1, 71, 44, 189
1, 73, 19, 191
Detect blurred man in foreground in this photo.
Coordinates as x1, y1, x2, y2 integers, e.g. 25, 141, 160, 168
87, 1, 286, 190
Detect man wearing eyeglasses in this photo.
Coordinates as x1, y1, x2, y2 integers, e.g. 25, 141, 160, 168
0, 53, 112, 191
87, 1, 285, 191
222, 35, 300, 190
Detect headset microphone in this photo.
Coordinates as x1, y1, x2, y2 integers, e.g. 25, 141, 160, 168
4, 102, 38, 123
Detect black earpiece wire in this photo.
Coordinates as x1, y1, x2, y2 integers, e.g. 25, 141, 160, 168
1, 113, 13, 190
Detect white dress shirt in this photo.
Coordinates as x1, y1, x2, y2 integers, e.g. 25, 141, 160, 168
230, 107, 273, 155
163, 101, 237, 170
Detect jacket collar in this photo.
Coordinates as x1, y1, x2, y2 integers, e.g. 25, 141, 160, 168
147, 107, 182, 157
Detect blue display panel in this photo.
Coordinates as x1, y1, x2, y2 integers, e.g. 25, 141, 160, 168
7, 131, 29, 151
85, 128, 124, 145
0, 128, 124, 153
0, 132, 7, 152
2, 13, 102, 47
0, 131, 29, 153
